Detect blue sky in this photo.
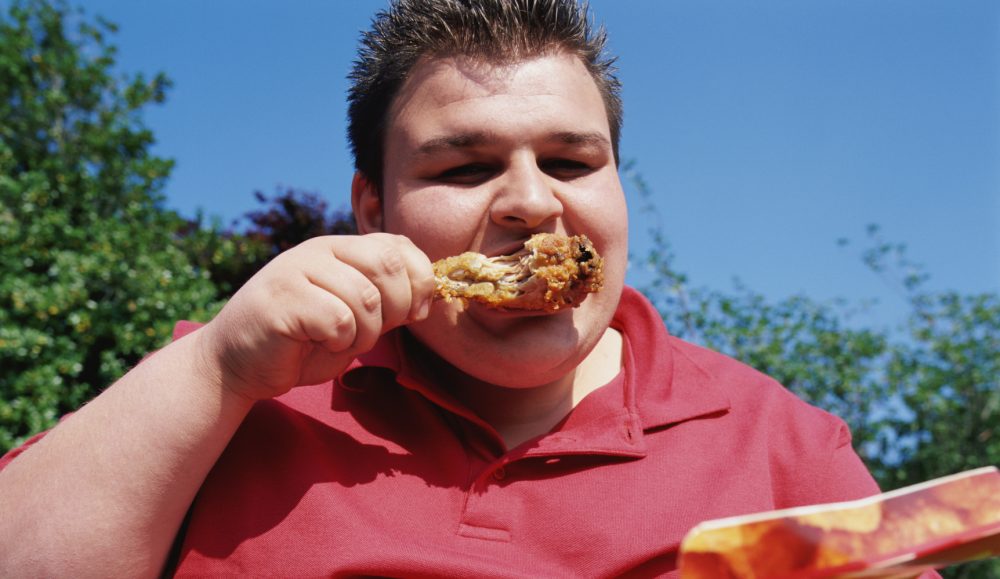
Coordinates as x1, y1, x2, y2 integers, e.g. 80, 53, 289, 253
72, 0, 999, 329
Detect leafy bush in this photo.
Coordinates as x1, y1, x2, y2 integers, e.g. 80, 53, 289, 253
0, 0, 219, 449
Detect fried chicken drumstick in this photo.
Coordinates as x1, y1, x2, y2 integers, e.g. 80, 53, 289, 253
432, 233, 604, 311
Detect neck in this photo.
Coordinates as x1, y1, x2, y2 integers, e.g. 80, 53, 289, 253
439, 328, 624, 449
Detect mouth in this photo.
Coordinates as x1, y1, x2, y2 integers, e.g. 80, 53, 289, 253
458, 298, 576, 333
474, 303, 571, 317
483, 240, 533, 259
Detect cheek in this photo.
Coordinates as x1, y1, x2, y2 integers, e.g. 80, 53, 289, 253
385, 188, 490, 258
571, 185, 628, 253
579, 191, 629, 297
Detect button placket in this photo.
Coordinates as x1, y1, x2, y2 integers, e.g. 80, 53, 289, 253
482, 456, 510, 485
456, 458, 516, 542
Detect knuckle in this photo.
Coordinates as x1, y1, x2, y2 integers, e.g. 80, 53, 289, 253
360, 284, 382, 315
419, 268, 436, 290
308, 234, 336, 248
292, 236, 325, 255
264, 274, 298, 301
375, 245, 406, 278
331, 308, 356, 335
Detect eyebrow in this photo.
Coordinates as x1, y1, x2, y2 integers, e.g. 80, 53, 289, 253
550, 131, 611, 148
414, 132, 495, 156
413, 130, 611, 156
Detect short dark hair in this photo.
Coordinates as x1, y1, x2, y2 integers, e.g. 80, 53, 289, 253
347, 0, 622, 192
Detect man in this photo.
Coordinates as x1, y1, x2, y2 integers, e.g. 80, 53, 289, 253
0, 0, 887, 576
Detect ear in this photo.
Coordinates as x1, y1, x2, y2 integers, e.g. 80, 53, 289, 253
351, 172, 383, 234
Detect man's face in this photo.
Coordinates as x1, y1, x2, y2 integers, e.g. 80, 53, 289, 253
372, 51, 628, 388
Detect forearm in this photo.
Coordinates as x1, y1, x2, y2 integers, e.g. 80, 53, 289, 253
0, 327, 255, 577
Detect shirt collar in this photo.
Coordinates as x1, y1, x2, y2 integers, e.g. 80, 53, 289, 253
613, 286, 732, 431
340, 329, 493, 431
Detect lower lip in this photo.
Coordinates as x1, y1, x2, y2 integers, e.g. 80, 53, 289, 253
472, 305, 574, 318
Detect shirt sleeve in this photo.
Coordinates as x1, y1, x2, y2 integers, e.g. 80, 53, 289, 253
826, 419, 883, 497
767, 393, 882, 509
0, 428, 50, 471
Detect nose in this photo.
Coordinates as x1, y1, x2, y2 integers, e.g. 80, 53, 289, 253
490, 154, 563, 229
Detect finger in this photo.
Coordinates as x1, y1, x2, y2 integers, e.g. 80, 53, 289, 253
292, 283, 359, 354
354, 234, 435, 323
305, 258, 384, 354
329, 234, 433, 329
297, 341, 356, 386
391, 236, 437, 322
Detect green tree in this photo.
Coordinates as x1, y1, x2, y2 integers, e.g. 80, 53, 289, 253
0, 0, 219, 451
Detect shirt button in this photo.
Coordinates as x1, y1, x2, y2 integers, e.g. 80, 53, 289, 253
492, 467, 507, 481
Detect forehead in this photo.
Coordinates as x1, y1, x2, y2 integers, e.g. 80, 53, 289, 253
386, 52, 609, 139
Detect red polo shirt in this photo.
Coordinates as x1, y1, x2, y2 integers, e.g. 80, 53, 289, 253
167, 287, 881, 576
2, 287, 882, 577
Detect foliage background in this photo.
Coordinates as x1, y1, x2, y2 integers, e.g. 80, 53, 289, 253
0, 2, 996, 577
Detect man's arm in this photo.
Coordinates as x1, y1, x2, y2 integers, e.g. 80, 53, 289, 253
0, 234, 435, 577
0, 328, 253, 576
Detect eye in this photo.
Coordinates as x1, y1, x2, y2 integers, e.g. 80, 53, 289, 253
435, 163, 496, 185
540, 158, 593, 179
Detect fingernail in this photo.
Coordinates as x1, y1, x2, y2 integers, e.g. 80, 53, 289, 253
417, 298, 432, 319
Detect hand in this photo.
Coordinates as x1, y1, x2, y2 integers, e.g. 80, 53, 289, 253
197, 233, 435, 401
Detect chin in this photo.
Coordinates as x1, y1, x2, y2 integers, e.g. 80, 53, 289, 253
453, 350, 583, 389
411, 284, 621, 389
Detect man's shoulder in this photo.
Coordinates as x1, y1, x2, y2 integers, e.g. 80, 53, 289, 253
665, 335, 877, 498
